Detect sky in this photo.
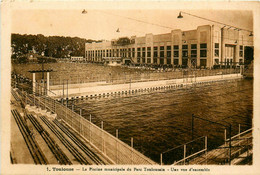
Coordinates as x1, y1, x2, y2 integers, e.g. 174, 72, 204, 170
11, 9, 253, 41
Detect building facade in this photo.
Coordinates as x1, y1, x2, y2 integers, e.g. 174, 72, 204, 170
71, 56, 85, 62
85, 25, 254, 68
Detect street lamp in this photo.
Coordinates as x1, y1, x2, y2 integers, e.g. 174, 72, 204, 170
177, 12, 183, 18
82, 9, 87, 14
177, 11, 253, 37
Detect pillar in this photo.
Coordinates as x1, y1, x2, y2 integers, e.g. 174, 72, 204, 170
221, 28, 225, 66
32, 73, 36, 94
47, 72, 50, 96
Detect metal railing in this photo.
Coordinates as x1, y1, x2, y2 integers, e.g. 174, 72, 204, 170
17, 90, 156, 165
190, 127, 252, 165
49, 68, 241, 86
160, 136, 207, 165
225, 128, 252, 143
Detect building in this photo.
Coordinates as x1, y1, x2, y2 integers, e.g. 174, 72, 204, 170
85, 25, 254, 68
70, 56, 85, 62
27, 52, 38, 61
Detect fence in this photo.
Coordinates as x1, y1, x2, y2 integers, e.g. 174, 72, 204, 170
189, 127, 252, 165
17, 89, 156, 165
225, 127, 253, 161
160, 136, 207, 165
49, 68, 241, 86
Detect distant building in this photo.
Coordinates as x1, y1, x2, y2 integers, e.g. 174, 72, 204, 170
85, 25, 254, 68
70, 56, 85, 62
27, 51, 38, 61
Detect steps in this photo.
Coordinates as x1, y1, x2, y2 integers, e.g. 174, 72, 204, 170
25, 105, 57, 119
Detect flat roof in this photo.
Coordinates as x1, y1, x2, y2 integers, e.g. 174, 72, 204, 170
28, 69, 53, 73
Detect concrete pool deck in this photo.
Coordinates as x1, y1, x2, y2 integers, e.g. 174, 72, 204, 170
49, 73, 243, 100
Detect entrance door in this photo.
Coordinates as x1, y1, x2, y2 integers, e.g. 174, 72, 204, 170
244, 46, 254, 65
225, 45, 235, 66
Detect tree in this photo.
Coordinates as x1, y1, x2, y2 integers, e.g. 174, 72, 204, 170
11, 33, 98, 59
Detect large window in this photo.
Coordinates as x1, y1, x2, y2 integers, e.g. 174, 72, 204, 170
239, 45, 243, 57
127, 48, 130, 57
154, 58, 158, 64
160, 58, 164, 65
215, 43, 219, 57
191, 44, 197, 58
200, 59, 207, 67
167, 58, 171, 64
122, 49, 124, 57
147, 47, 151, 57
119, 49, 122, 57
174, 51, 179, 57
191, 44, 196, 49
137, 47, 141, 63
174, 45, 179, 59
174, 59, 179, 65
182, 45, 188, 49
182, 45, 188, 57
182, 51, 188, 57
112, 49, 114, 57
160, 46, 164, 64
239, 58, 243, 65
160, 46, 164, 58
182, 45, 188, 66
167, 46, 171, 57
153, 46, 158, 64
190, 44, 197, 67
142, 47, 146, 63
147, 47, 151, 63
200, 43, 207, 57
142, 47, 146, 57
132, 48, 135, 57
166, 45, 171, 64
214, 59, 219, 65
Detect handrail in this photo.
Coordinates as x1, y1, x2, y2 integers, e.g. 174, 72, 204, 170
32, 81, 57, 96
162, 136, 205, 154
226, 128, 252, 142
18, 90, 156, 165
161, 136, 207, 165
173, 148, 207, 165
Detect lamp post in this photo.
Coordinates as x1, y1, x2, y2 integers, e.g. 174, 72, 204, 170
177, 11, 253, 37
191, 114, 232, 165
